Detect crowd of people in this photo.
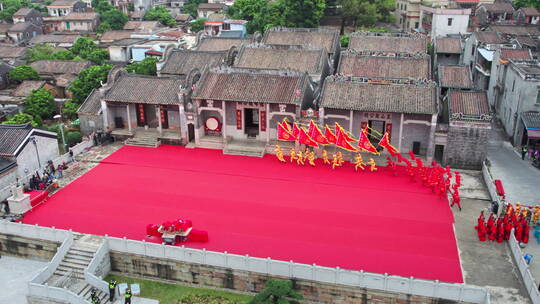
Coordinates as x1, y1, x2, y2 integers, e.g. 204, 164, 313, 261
475, 203, 535, 244
26, 149, 74, 191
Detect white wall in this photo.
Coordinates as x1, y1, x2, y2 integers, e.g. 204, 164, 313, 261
15, 135, 59, 179
109, 46, 128, 62
431, 13, 469, 37
0, 167, 18, 201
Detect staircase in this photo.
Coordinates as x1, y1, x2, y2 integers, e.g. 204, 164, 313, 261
46, 234, 111, 304
125, 135, 160, 148
224, 139, 266, 157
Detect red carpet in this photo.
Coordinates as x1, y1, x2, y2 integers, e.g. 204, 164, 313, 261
23, 145, 463, 283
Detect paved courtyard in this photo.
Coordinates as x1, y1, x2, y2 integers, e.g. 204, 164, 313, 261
0, 256, 48, 304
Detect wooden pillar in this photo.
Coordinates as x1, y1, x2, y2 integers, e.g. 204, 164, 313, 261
101, 100, 109, 129
266, 103, 270, 144
126, 104, 132, 133
398, 113, 404, 151
349, 110, 353, 133
156, 105, 162, 135
222, 101, 227, 141
426, 114, 437, 162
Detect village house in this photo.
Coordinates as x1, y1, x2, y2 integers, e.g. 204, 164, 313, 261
519, 111, 540, 151
107, 38, 146, 62
175, 14, 193, 30
493, 59, 540, 146
438, 65, 473, 97
0, 124, 59, 201
262, 27, 340, 69
12, 8, 43, 25
434, 36, 463, 68
29, 34, 80, 47
60, 12, 100, 32
30, 60, 91, 98
197, 3, 226, 18
158, 49, 228, 78
77, 89, 103, 136
208, 0, 235, 5
189, 67, 314, 154
234, 44, 331, 85
203, 14, 247, 38
318, 76, 438, 159
47, 0, 87, 17
0, 63, 13, 90
476, 1, 515, 25
11, 80, 62, 100
195, 36, 252, 51
419, 5, 471, 37
129, 9, 146, 21
99, 30, 133, 44
123, 21, 163, 34
348, 32, 427, 55
0, 24, 12, 42
444, 90, 491, 169
337, 51, 431, 80
515, 7, 540, 25
487, 47, 533, 108
7, 22, 42, 44
130, 39, 182, 61
0, 46, 26, 66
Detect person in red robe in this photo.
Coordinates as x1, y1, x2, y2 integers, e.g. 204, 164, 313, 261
451, 190, 461, 211
497, 222, 505, 243
487, 214, 495, 230
478, 220, 487, 242
515, 224, 523, 243
505, 221, 513, 240
488, 221, 497, 241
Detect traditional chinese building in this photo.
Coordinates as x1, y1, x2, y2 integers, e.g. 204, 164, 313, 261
348, 32, 427, 54
157, 49, 229, 78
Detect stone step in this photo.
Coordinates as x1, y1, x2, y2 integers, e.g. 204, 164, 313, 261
56, 265, 85, 274
63, 256, 93, 266
53, 268, 85, 279
224, 148, 265, 157
58, 260, 88, 270
67, 248, 95, 257
80, 284, 110, 304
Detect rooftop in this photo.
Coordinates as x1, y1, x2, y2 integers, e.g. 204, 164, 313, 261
435, 37, 462, 54
439, 65, 473, 89
9, 22, 38, 32
198, 3, 226, 10
319, 76, 437, 114
206, 13, 225, 23
175, 14, 192, 22
0, 124, 32, 156
338, 51, 430, 79
30, 60, 91, 75
349, 32, 427, 54
522, 111, 540, 129
104, 74, 183, 105
48, 0, 80, 6
478, 2, 514, 14
160, 49, 226, 76
100, 30, 133, 42
499, 48, 532, 60
29, 34, 80, 44
196, 37, 251, 51
262, 27, 340, 54
0, 46, 26, 58
519, 7, 540, 16
192, 67, 309, 105
62, 12, 99, 21
78, 88, 101, 115
234, 44, 327, 75
13, 8, 38, 16
475, 31, 504, 44
123, 21, 162, 31
488, 25, 540, 36
448, 90, 491, 122
11, 80, 46, 97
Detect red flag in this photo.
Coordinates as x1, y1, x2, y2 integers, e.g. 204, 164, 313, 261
292, 123, 301, 139
335, 122, 356, 142
378, 132, 399, 156
357, 128, 379, 154
298, 127, 319, 148
335, 129, 357, 152
277, 122, 295, 141
409, 150, 416, 160
308, 120, 330, 145
324, 126, 337, 144
283, 121, 292, 133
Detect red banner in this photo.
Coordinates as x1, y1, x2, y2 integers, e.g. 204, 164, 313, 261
386, 123, 392, 141
298, 127, 319, 148
137, 104, 145, 125
260, 111, 266, 131
236, 110, 242, 130
277, 123, 295, 141
160, 106, 167, 124
358, 128, 379, 154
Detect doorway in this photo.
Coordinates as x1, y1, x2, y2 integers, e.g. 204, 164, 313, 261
368, 120, 385, 142
160, 106, 169, 129
145, 104, 158, 128
244, 108, 259, 138
413, 141, 421, 155
188, 123, 195, 142
434, 145, 444, 162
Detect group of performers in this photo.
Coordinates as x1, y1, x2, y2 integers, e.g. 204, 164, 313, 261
475, 203, 534, 244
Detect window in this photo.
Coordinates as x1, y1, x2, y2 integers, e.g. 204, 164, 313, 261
537, 91, 540, 103
222, 23, 231, 30
415, 22, 419, 28
447, 18, 453, 26
512, 80, 515, 92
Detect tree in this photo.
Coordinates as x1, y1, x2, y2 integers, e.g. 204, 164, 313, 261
0, 0, 30, 22
182, 0, 208, 18
69, 65, 112, 103
2, 113, 40, 127
145, 6, 177, 26
85, 49, 109, 65
278, 0, 326, 28
514, 0, 540, 10
338, 0, 396, 30
190, 18, 206, 33
100, 9, 129, 30
8, 65, 40, 83
125, 57, 158, 75
26, 44, 58, 62
53, 50, 76, 60
249, 280, 302, 304
23, 88, 56, 121
61, 100, 80, 120
71, 37, 98, 57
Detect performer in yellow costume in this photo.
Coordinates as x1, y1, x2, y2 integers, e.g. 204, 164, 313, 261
289, 148, 297, 162
297, 151, 305, 165
354, 154, 365, 171
337, 151, 344, 165
332, 154, 339, 169
304, 148, 310, 163
322, 150, 330, 165
368, 158, 377, 172
308, 151, 316, 166
274, 145, 286, 162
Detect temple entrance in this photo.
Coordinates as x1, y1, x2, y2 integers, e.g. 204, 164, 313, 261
145, 104, 158, 128
368, 120, 385, 142
160, 106, 169, 129
244, 108, 259, 138
188, 123, 195, 142
136, 104, 146, 127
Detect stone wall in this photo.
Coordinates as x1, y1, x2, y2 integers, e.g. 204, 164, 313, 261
0, 233, 59, 261
445, 122, 490, 169
110, 251, 461, 304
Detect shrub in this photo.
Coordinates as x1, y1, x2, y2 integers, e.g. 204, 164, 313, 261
177, 294, 243, 304
66, 130, 82, 146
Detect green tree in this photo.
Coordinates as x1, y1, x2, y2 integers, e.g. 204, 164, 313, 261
61, 100, 80, 120
249, 280, 302, 304
66, 130, 82, 146
1, 113, 40, 127
0, 0, 30, 22
514, 0, 540, 10
190, 18, 206, 33
338, 0, 395, 29
23, 88, 56, 121
125, 57, 158, 75
8, 65, 40, 83
278, 0, 326, 28
26, 44, 58, 62
85, 49, 109, 65
71, 37, 98, 56
145, 5, 177, 26
340, 35, 349, 47
100, 9, 129, 30
53, 50, 76, 60
69, 64, 112, 103
182, 0, 208, 18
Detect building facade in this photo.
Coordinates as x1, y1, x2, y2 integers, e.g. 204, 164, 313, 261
419, 6, 471, 37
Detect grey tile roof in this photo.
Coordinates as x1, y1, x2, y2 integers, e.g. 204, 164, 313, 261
320, 77, 437, 114
448, 90, 491, 122
262, 27, 340, 54
522, 111, 540, 129
0, 157, 16, 174
435, 37, 462, 54
192, 67, 309, 104
9, 22, 39, 32
475, 31, 504, 44
29, 34, 80, 44
438, 65, 473, 89
0, 46, 26, 58
160, 49, 226, 76
78, 88, 101, 115
104, 74, 183, 105
479, 2, 515, 14
48, 0, 79, 6
349, 33, 427, 54
488, 25, 540, 36
0, 123, 32, 156
123, 21, 162, 31
100, 30, 133, 42
13, 8, 36, 16
337, 51, 430, 79
30, 60, 91, 75
500, 48, 532, 60
234, 45, 326, 75
11, 80, 46, 97
198, 3, 226, 10
520, 7, 540, 16
196, 37, 251, 51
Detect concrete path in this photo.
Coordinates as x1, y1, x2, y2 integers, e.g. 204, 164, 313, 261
113, 296, 159, 304
0, 256, 48, 304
